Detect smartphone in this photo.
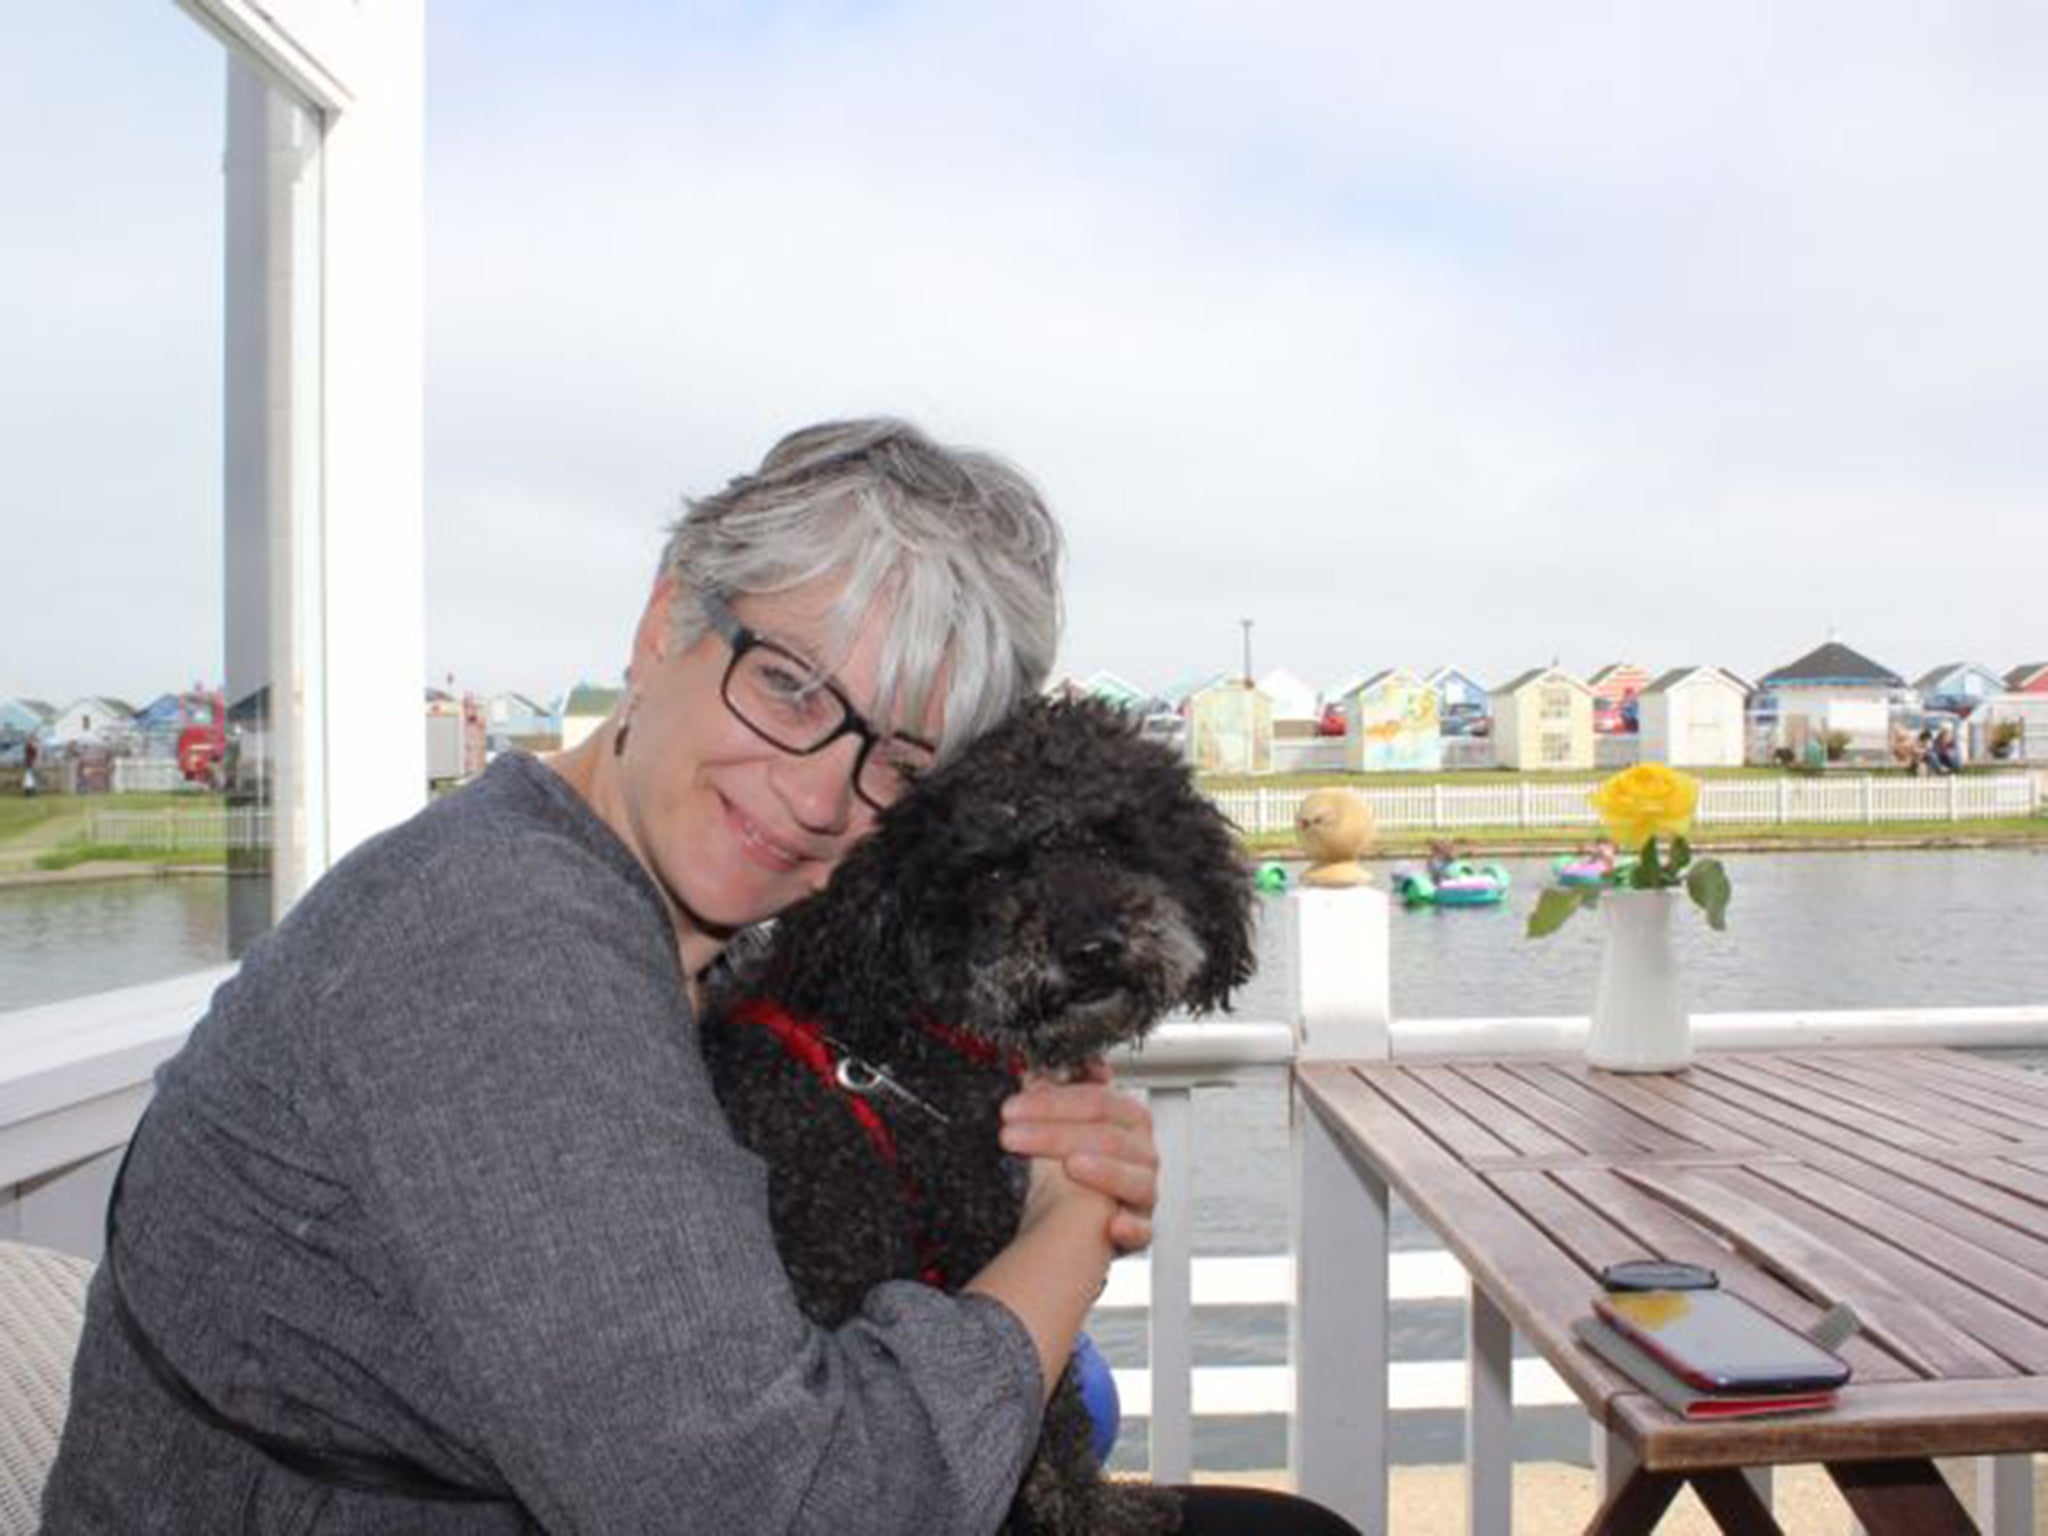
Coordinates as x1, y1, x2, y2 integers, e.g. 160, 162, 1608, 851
1593, 1288, 1852, 1395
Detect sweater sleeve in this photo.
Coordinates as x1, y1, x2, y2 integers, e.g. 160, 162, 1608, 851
313, 830, 1043, 1535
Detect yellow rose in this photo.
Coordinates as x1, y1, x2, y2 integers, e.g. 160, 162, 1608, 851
1588, 763, 1699, 849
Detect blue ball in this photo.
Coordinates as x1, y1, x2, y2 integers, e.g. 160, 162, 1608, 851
1071, 1331, 1120, 1463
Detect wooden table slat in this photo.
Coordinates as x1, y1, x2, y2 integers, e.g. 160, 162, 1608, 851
1744, 1163, 2048, 1368
1784, 1051, 2048, 1145
1699, 1054, 1970, 1152
1400, 1063, 1577, 1158
1898, 1048, 2048, 1112
1536, 1063, 1783, 1155
1492, 1061, 1717, 1155
1622, 1162, 2021, 1377
1752, 1158, 2048, 1330
1958, 1156, 2048, 1209
1641, 1065, 2025, 1202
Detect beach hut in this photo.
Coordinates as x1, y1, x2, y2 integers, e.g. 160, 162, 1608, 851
1588, 662, 1650, 734
1914, 663, 2006, 717
557, 682, 624, 752
1054, 671, 1149, 711
1637, 667, 1749, 768
2005, 662, 2048, 695
485, 691, 557, 754
1257, 668, 1320, 731
1754, 641, 1906, 763
1339, 669, 1442, 772
0, 698, 55, 739
1490, 667, 1595, 771
1424, 666, 1490, 735
1186, 678, 1273, 774
44, 696, 138, 750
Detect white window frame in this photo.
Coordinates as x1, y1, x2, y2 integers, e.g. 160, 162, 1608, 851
1, 1, 424, 1255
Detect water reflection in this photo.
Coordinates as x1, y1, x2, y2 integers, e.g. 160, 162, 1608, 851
1237, 846, 2048, 1020
4, 847, 2045, 1018
0, 876, 229, 1010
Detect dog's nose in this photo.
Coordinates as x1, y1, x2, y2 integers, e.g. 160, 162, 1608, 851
1064, 937, 1130, 1011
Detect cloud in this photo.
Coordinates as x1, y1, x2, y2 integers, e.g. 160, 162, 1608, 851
7, 1, 2043, 706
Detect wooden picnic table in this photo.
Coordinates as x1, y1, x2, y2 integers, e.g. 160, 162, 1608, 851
1297, 1048, 2048, 1535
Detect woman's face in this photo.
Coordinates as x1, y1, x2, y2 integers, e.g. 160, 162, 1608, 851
609, 572, 944, 970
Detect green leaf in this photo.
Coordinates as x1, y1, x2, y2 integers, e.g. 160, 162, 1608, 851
1686, 858, 1732, 932
1634, 836, 1662, 887
1669, 835, 1693, 876
1527, 886, 1594, 939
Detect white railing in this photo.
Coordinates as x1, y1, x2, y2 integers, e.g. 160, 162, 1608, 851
83, 806, 271, 850
1207, 770, 2039, 836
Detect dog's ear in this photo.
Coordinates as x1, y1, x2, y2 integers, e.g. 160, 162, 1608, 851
1179, 816, 1259, 1014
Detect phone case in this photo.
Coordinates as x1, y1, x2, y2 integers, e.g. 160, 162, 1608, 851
1574, 1318, 1839, 1419
1593, 1290, 1851, 1395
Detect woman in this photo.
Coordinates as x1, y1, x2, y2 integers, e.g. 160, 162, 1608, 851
44, 419, 1354, 1534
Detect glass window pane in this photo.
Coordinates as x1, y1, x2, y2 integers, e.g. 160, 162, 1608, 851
0, 4, 319, 1011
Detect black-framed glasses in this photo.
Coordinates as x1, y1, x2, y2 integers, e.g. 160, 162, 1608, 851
700, 591, 937, 811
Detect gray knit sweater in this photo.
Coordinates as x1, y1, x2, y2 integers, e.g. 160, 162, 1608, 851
41, 754, 1042, 1534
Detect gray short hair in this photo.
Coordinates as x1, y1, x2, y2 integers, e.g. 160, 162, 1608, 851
660, 418, 1064, 757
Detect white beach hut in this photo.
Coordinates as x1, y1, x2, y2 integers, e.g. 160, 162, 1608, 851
1637, 667, 1750, 768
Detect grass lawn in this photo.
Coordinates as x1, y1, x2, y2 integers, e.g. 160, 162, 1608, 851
33, 844, 231, 872
0, 792, 230, 871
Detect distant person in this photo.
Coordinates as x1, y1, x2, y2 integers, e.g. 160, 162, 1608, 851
45, 419, 1357, 1536
1930, 724, 1961, 775
1425, 837, 1461, 882
1576, 835, 1618, 875
21, 736, 37, 797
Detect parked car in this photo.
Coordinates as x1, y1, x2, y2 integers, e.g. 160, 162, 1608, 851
1440, 703, 1491, 737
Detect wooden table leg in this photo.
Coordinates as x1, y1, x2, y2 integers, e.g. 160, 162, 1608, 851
1689, 1470, 1787, 1536
1583, 1469, 1682, 1536
1827, 1458, 1980, 1535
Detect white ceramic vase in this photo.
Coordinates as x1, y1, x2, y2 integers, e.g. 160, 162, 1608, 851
1586, 888, 1692, 1073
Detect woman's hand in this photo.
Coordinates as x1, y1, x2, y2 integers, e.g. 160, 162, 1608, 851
999, 1063, 1159, 1253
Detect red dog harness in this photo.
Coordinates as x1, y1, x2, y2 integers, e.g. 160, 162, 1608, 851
725, 998, 1023, 1287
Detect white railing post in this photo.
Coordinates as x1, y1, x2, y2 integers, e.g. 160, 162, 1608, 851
1292, 1099, 1387, 1533
1289, 887, 1391, 1062
1979, 1453, 2035, 1535
1467, 1285, 1513, 1535
1146, 1085, 1196, 1483
1290, 884, 1392, 1531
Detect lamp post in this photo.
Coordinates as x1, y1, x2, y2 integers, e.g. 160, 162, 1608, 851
1240, 618, 1254, 686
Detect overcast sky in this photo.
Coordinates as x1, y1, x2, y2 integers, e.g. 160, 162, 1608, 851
6, 0, 2045, 708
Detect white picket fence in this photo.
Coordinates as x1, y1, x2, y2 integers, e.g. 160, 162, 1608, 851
1208, 770, 2039, 836
84, 806, 272, 850
109, 757, 189, 793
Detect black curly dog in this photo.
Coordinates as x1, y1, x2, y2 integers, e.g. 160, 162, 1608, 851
702, 695, 1256, 1535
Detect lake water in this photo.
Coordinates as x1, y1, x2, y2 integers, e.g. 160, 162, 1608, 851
7, 849, 2048, 1469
